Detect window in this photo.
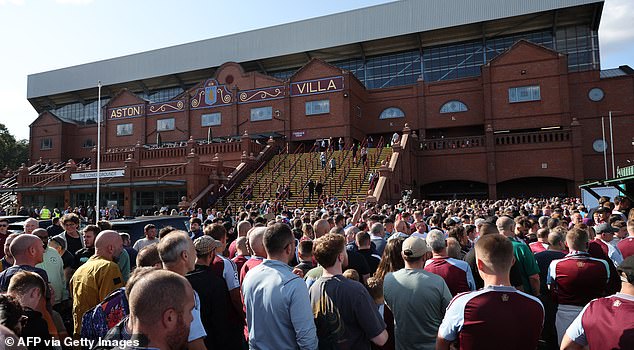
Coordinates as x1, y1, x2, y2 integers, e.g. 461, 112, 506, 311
116, 123, 133, 136
40, 138, 52, 150
305, 100, 330, 115
509, 86, 541, 103
201, 113, 221, 126
157, 118, 175, 131
379, 107, 405, 119
82, 139, 95, 148
440, 101, 468, 113
250, 106, 272, 121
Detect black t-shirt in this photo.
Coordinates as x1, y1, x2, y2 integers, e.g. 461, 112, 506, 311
346, 249, 371, 277
22, 308, 52, 349
74, 247, 95, 269
534, 250, 567, 295
64, 232, 83, 255
187, 265, 243, 350
61, 250, 75, 269
357, 249, 381, 276
309, 275, 386, 349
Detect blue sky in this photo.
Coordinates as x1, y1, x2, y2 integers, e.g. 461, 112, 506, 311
0, 0, 632, 141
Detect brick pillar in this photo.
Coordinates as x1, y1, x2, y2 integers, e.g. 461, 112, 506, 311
570, 118, 584, 197
123, 154, 138, 217
186, 148, 200, 203
485, 123, 497, 199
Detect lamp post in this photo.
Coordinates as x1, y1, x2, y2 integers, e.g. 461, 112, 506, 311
96, 81, 102, 222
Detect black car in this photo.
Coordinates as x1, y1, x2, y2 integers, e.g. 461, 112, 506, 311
109, 216, 190, 244
0, 215, 31, 224
8, 219, 53, 233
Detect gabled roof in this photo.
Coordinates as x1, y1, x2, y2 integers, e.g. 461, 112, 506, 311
29, 110, 74, 127
487, 39, 562, 66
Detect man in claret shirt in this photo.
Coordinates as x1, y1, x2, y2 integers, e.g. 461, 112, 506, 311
561, 255, 634, 350
436, 234, 544, 350
589, 223, 623, 266
424, 229, 475, 296
617, 219, 634, 260
547, 227, 610, 346
529, 228, 550, 254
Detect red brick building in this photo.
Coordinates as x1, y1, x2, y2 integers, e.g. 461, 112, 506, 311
7, 0, 633, 214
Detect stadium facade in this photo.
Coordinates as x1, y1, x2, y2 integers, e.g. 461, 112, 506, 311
7, 0, 634, 214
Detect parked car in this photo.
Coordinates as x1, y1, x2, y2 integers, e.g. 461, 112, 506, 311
8, 219, 53, 233
108, 216, 190, 244
0, 215, 31, 224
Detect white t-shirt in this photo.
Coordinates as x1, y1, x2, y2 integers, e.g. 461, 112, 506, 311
218, 255, 240, 290
188, 291, 207, 342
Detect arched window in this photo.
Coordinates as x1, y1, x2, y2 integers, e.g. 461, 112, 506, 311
379, 107, 405, 119
440, 100, 468, 113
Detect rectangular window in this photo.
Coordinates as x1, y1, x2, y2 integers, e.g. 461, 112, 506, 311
157, 118, 175, 131
82, 139, 95, 148
508, 85, 541, 103
250, 106, 272, 121
201, 112, 221, 126
40, 138, 52, 150
116, 123, 133, 136
305, 100, 330, 115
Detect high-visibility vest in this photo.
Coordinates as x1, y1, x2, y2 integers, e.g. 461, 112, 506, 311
40, 208, 51, 219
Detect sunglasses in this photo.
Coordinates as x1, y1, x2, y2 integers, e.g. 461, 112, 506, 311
0, 224, 7, 227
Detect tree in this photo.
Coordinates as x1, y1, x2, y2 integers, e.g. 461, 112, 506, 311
0, 123, 29, 170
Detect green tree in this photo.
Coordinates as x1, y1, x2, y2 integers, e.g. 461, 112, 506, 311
0, 123, 29, 170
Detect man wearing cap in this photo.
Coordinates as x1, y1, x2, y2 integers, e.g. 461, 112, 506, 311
590, 222, 624, 266
561, 255, 634, 350
547, 227, 610, 345
437, 234, 544, 350
187, 235, 244, 349
384, 237, 452, 350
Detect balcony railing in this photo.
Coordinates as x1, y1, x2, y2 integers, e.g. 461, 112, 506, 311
495, 129, 570, 146
420, 136, 485, 151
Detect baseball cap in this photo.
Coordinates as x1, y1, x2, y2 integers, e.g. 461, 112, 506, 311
617, 256, 634, 283
402, 237, 428, 258
594, 223, 618, 234
193, 236, 222, 255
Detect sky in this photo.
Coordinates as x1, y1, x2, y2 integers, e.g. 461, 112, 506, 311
0, 0, 632, 141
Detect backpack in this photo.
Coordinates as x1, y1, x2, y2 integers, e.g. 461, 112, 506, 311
80, 287, 129, 340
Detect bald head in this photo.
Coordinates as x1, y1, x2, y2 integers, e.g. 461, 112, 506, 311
9, 234, 44, 266
237, 221, 252, 237
95, 230, 123, 261
24, 218, 38, 235
248, 227, 266, 257
314, 219, 330, 238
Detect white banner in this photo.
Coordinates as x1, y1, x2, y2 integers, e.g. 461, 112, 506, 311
71, 170, 125, 180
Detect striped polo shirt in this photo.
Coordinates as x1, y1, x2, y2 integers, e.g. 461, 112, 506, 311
438, 285, 544, 350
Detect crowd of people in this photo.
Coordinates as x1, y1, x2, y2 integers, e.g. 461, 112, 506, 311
0, 194, 633, 350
